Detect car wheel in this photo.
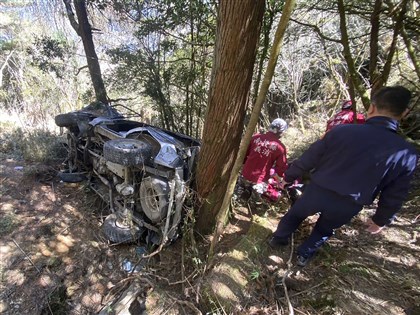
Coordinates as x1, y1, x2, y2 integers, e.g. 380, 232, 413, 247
55, 113, 78, 128
102, 213, 142, 243
103, 139, 153, 166
139, 176, 170, 223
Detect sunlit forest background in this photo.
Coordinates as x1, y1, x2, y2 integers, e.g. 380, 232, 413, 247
1, 0, 418, 142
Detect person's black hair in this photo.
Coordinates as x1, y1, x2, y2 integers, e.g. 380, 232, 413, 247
372, 86, 411, 116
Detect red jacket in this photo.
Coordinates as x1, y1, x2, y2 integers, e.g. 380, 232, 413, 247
326, 109, 366, 132
242, 132, 287, 183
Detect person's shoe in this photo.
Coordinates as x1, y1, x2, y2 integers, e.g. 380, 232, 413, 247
268, 236, 289, 249
296, 254, 311, 267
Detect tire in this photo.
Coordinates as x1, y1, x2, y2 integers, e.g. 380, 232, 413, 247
102, 213, 142, 243
58, 171, 87, 183
55, 113, 78, 128
103, 139, 153, 166
139, 176, 170, 223
55, 112, 93, 128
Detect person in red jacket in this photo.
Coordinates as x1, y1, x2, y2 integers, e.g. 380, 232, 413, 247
325, 100, 366, 132
239, 118, 288, 200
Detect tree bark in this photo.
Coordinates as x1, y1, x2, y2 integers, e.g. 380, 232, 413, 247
208, 0, 296, 258
195, 0, 265, 234
64, 0, 108, 104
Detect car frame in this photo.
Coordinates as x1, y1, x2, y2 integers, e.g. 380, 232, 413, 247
55, 102, 200, 245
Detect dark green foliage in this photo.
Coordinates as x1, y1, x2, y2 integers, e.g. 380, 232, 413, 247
27, 35, 71, 78
0, 214, 17, 236
105, 0, 216, 136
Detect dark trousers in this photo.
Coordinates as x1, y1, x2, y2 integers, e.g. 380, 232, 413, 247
273, 183, 363, 258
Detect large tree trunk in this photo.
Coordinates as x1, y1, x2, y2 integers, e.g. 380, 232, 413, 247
64, 0, 108, 104
208, 0, 296, 259
195, 0, 265, 234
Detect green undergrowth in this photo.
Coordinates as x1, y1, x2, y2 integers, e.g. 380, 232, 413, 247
0, 122, 66, 162
0, 213, 17, 237
41, 285, 69, 315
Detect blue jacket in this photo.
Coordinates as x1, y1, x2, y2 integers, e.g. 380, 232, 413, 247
285, 116, 418, 226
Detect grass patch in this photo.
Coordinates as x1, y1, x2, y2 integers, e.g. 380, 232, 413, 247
42, 285, 68, 315
305, 294, 336, 313
337, 262, 379, 278
0, 214, 17, 236
0, 123, 66, 162
316, 245, 348, 268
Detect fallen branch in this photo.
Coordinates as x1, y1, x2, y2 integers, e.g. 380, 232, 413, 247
99, 280, 141, 315
57, 218, 83, 235
182, 237, 186, 292
50, 182, 56, 203
167, 294, 202, 315
281, 234, 295, 315
294, 308, 312, 315
288, 282, 325, 298
143, 270, 198, 286
103, 277, 133, 303
12, 239, 41, 273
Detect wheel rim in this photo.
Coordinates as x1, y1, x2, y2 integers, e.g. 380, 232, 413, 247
144, 187, 161, 213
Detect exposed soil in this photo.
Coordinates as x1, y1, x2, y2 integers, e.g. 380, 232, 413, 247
0, 158, 419, 314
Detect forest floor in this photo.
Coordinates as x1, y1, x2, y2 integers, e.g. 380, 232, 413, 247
0, 157, 419, 315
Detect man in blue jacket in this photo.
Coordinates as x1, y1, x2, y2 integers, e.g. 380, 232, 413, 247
268, 86, 418, 267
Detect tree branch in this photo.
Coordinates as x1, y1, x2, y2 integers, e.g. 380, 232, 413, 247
337, 0, 370, 110
290, 18, 341, 43
75, 65, 88, 76
63, 0, 80, 36
400, 26, 420, 81
379, 0, 408, 90
369, 0, 382, 92
0, 49, 15, 87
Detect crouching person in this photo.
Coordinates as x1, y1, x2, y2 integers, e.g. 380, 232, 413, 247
269, 86, 418, 267
238, 118, 288, 200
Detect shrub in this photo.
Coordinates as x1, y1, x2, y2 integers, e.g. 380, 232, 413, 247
0, 122, 66, 163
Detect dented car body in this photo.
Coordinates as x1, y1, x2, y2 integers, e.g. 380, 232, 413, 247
55, 103, 200, 245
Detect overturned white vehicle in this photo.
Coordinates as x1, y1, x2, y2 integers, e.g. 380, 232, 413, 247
55, 102, 200, 245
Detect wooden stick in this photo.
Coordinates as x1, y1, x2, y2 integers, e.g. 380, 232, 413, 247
167, 294, 202, 315
12, 239, 41, 273
281, 234, 295, 315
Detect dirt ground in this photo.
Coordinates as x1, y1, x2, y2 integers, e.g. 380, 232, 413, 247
1, 158, 419, 314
